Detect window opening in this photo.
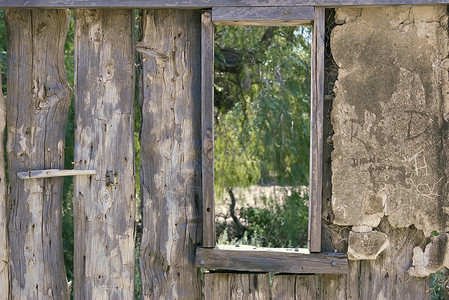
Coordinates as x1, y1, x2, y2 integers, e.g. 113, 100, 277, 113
213, 25, 311, 249
197, 8, 347, 274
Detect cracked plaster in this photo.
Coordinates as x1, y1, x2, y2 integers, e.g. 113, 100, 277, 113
331, 6, 449, 238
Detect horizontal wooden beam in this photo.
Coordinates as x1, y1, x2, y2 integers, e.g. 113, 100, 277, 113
18, 169, 96, 179
195, 245, 348, 274
0, 0, 447, 8
212, 7, 314, 26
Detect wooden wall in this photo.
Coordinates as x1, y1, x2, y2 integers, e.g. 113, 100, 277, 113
0, 5, 445, 300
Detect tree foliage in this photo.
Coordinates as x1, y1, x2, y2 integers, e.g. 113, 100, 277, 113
214, 25, 311, 247
214, 25, 311, 191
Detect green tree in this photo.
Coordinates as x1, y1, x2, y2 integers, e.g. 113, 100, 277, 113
214, 25, 311, 247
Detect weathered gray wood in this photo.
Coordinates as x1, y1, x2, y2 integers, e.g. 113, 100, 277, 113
18, 169, 96, 179
138, 9, 202, 299
355, 221, 430, 299
272, 274, 348, 299
248, 273, 271, 299
73, 9, 135, 299
272, 275, 319, 300
296, 275, 319, 299
229, 273, 271, 300
195, 245, 348, 274
0, 55, 8, 300
204, 273, 231, 300
204, 272, 270, 300
212, 6, 314, 26
272, 275, 296, 300
308, 7, 325, 253
202, 10, 216, 248
319, 274, 348, 299
5, 9, 71, 299
0, 0, 448, 8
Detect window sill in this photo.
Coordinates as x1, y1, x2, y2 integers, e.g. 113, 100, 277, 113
195, 245, 348, 274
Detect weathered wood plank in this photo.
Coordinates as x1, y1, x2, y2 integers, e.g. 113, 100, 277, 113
212, 6, 314, 26
272, 275, 319, 300
356, 221, 430, 299
73, 9, 135, 299
0, 53, 8, 300
272, 275, 296, 300
296, 275, 319, 299
18, 169, 96, 179
204, 272, 270, 300
308, 7, 325, 253
202, 10, 216, 248
204, 273, 230, 300
138, 9, 203, 299
229, 273, 271, 300
0, 0, 448, 8
318, 274, 348, 299
5, 9, 71, 299
248, 273, 271, 299
195, 246, 348, 274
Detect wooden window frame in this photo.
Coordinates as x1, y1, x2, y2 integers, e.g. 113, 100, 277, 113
196, 7, 348, 274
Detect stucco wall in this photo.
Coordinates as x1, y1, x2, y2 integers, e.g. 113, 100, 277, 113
332, 6, 448, 234
331, 6, 449, 266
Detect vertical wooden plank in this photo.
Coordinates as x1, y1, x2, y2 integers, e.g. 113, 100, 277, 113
308, 7, 325, 253
247, 273, 271, 300
0, 50, 8, 299
202, 10, 216, 248
319, 274, 347, 299
272, 275, 296, 300
204, 273, 230, 300
138, 9, 202, 299
73, 9, 135, 299
230, 273, 250, 299
272, 275, 319, 300
296, 275, 319, 299
230, 273, 271, 300
5, 9, 71, 299
204, 273, 270, 300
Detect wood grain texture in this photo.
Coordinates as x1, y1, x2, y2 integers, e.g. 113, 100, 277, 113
204, 272, 230, 300
5, 9, 71, 299
195, 246, 348, 274
308, 7, 325, 254
355, 221, 430, 299
0, 53, 8, 300
73, 9, 135, 299
204, 272, 270, 300
138, 9, 202, 299
18, 169, 96, 179
212, 6, 314, 26
272, 275, 319, 300
202, 10, 216, 248
0, 0, 448, 8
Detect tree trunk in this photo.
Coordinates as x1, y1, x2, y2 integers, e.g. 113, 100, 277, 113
5, 9, 71, 299
73, 9, 135, 299
0, 54, 8, 299
138, 9, 203, 299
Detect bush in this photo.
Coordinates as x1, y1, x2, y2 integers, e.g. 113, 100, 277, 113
239, 191, 308, 248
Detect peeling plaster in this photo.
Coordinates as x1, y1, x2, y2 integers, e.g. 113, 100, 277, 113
409, 233, 449, 277
331, 5, 449, 237
347, 230, 390, 260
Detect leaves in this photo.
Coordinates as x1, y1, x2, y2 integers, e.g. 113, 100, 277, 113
214, 25, 311, 247
214, 25, 311, 191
